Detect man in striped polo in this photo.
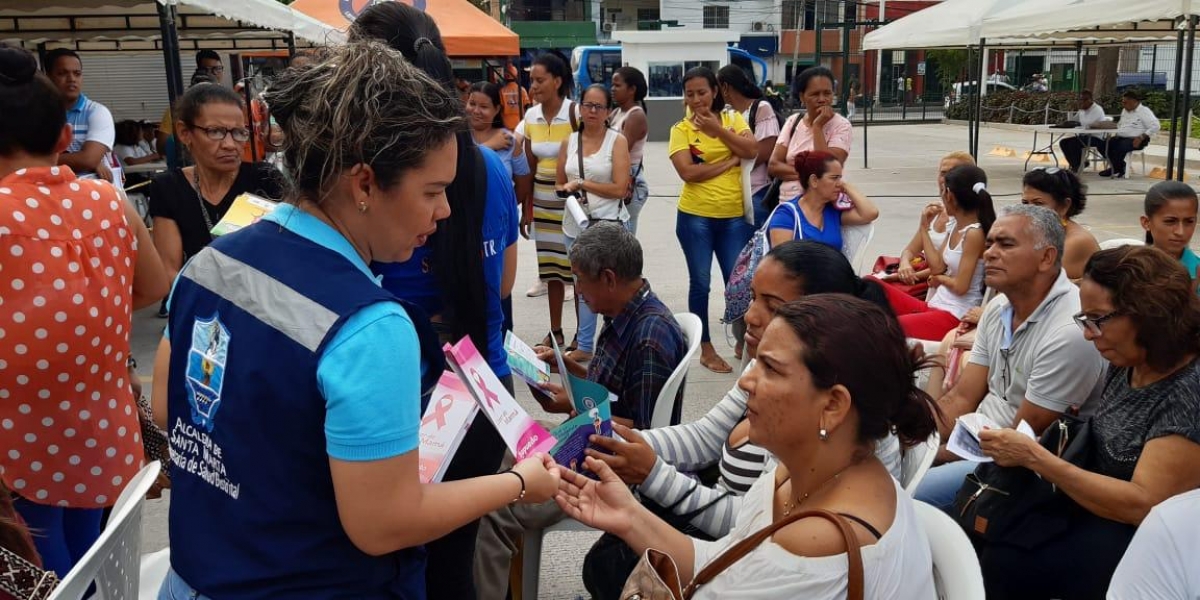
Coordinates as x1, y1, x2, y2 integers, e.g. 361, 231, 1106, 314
44, 49, 121, 184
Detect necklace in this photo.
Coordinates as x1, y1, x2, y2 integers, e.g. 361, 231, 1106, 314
191, 168, 217, 240
775, 462, 856, 517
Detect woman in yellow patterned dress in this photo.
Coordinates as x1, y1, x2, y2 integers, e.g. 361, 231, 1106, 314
518, 52, 577, 347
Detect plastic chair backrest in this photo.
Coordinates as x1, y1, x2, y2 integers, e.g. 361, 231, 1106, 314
49, 461, 162, 600
913, 501, 987, 600
650, 313, 702, 430
843, 223, 875, 274
1099, 237, 1146, 250
900, 431, 940, 493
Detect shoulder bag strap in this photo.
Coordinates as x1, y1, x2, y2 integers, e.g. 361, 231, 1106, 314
576, 128, 588, 206
682, 508, 864, 600
748, 99, 761, 135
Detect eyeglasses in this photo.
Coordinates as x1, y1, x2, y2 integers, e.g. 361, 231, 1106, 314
1073, 310, 1121, 336
204, 65, 225, 74
580, 102, 608, 113
191, 125, 252, 143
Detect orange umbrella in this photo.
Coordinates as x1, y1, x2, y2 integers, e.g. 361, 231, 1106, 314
289, 0, 519, 57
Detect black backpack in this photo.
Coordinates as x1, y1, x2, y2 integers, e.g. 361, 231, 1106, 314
748, 98, 786, 134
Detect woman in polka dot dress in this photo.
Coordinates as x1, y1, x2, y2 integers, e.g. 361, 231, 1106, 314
0, 45, 170, 577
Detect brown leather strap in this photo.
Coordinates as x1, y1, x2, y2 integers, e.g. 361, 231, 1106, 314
576, 128, 588, 205
681, 508, 864, 600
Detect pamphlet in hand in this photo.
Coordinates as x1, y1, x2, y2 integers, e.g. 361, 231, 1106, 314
947, 412, 1036, 462
550, 398, 613, 477
549, 335, 619, 412
504, 331, 551, 388
211, 193, 277, 237
418, 372, 480, 484
444, 336, 557, 460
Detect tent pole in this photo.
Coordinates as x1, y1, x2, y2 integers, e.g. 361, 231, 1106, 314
874, 0, 884, 108
1074, 42, 1082, 92
157, 1, 185, 167
976, 38, 987, 158
966, 44, 975, 160
287, 32, 297, 60
1169, 25, 1186, 180
1178, 16, 1196, 182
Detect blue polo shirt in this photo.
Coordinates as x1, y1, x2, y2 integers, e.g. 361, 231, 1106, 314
65, 93, 120, 182
374, 146, 518, 376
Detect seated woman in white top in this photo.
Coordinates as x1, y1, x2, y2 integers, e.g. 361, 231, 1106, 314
554, 294, 940, 600
556, 83, 630, 362
887, 151, 975, 288
878, 164, 994, 341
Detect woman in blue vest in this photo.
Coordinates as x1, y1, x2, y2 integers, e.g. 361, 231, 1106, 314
348, 5, 526, 597
151, 41, 560, 600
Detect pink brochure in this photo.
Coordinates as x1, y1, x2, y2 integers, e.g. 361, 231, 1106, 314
418, 371, 481, 484
444, 337, 557, 460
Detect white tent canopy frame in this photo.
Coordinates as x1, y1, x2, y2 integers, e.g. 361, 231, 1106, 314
0, 0, 344, 52
863, 0, 1199, 179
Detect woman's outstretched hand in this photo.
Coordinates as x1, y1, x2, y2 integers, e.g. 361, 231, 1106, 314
554, 456, 639, 537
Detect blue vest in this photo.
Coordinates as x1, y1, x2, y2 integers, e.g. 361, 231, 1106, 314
165, 222, 429, 599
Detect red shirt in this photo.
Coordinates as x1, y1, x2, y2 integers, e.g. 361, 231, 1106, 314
0, 166, 144, 508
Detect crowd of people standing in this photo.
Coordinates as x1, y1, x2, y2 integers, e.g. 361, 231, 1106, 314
2, 5, 1200, 599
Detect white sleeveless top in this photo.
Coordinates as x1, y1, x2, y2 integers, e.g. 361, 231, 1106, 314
563, 127, 628, 238
691, 468, 936, 600
928, 222, 985, 318
610, 105, 647, 167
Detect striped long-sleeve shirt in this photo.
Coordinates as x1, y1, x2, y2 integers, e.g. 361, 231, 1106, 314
638, 361, 903, 538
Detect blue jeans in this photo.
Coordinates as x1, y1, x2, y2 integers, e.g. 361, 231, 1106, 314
751, 186, 771, 229
13, 496, 103, 578
624, 170, 650, 235
912, 460, 977, 514
676, 212, 756, 343
565, 233, 597, 353
159, 569, 211, 600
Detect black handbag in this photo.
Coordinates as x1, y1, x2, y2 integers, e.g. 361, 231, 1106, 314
954, 415, 1093, 549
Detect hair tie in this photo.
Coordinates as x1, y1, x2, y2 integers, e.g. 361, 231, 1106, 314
973, 182, 987, 194
413, 37, 433, 53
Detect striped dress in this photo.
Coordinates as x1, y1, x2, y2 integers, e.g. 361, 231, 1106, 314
517, 101, 575, 282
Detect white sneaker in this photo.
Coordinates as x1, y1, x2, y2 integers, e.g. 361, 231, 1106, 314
526, 280, 548, 298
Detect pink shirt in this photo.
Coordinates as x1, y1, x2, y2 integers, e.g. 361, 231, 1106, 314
776, 112, 853, 202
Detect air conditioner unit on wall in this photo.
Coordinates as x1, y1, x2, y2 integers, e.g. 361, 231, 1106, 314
752, 21, 766, 32
602, 22, 615, 32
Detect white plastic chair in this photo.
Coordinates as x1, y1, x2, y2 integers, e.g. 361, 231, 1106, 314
900, 431, 940, 493
138, 548, 171, 600
843, 223, 876, 274
49, 461, 162, 600
1124, 148, 1147, 177
1099, 237, 1145, 250
519, 313, 702, 600
913, 501, 986, 600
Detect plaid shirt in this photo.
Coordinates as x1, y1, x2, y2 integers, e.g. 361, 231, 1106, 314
587, 281, 687, 429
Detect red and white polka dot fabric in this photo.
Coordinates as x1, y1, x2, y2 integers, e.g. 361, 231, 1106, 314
0, 166, 145, 508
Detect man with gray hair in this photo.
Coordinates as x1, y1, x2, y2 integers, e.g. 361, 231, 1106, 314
473, 223, 686, 598
914, 204, 1106, 512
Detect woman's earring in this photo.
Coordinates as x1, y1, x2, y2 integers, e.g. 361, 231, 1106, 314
819, 427, 829, 441
358, 202, 368, 214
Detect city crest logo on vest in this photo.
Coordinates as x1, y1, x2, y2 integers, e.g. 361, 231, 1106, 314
185, 316, 231, 432
339, 0, 427, 21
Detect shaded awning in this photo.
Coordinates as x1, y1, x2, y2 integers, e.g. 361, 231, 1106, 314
289, 0, 519, 57
0, 0, 343, 51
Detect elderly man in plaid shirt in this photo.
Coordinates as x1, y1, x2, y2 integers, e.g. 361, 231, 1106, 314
472, 223, 686, 599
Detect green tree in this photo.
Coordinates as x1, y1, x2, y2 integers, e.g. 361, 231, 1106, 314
926, 49, 970, 91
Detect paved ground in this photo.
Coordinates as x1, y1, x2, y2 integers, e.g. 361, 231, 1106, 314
130, 122, 1183, 598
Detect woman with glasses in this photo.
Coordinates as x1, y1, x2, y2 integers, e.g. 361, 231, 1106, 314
1021, 167, 1099, 282
555, 84, 631, 362
978, 245, 1200, 599
149, 84, 282, 317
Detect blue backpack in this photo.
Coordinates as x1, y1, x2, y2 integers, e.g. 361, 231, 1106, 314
722, 202, 802, 324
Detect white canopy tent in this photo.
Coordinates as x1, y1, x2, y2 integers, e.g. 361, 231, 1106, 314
0, 0, 344, 51
862, 0, 1187, 50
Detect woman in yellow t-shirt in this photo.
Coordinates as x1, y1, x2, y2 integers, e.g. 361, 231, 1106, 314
668, 67, 758, 373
